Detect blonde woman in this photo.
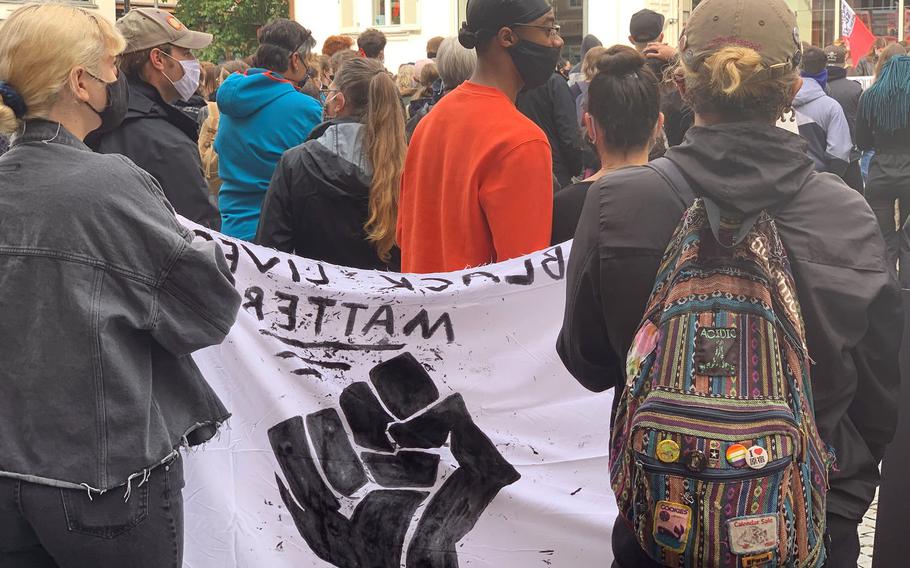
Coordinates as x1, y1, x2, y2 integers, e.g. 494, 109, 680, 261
0, 4, 240, 565
257, 57, 406, 270
396, 63, 418, 103
198, 60, 250, 200
559, 0, 901, 566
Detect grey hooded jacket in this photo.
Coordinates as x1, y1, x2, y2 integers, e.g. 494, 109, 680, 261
0, 120, 241, 493
256, 119, 399, 270
794, 77, 853, 176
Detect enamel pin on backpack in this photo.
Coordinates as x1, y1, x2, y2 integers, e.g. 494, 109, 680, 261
610, 196, 833, 568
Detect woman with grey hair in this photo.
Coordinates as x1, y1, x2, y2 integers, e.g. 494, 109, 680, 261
406, 36, 477, 140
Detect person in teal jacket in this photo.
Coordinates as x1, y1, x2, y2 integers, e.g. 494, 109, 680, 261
215, 18, 322, 241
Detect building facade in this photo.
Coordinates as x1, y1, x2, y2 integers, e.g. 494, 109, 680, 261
0, 0, 116, 22
296, 0, 908, 71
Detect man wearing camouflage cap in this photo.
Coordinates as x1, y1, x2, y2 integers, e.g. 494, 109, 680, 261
92, 9, 219, 229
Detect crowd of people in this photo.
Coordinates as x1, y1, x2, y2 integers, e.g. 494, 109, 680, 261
0, 0, 905, 565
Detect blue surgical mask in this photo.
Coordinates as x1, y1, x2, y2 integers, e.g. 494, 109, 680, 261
161, 51, 201, 102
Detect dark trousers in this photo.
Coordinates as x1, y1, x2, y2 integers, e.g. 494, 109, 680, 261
0, 454, 184, 568
865, 154, 910, 288
611, 512, 860, 567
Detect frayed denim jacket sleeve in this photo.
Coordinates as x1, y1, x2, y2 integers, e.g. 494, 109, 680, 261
115, 155, 241, 356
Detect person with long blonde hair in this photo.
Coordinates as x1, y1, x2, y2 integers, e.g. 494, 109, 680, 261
559, 0, 901, 566
0, 4, 240, 565
256, 57, 406, 270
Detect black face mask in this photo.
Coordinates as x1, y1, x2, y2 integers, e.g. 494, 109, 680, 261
509, 39, 561, 91
88, 73, 130, 135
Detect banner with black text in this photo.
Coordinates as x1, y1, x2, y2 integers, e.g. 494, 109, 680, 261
180, 224, 617, 567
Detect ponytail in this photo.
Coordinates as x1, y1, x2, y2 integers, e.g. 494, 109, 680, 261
335, 57, 406, 263
708, 46, 764, 96
363, 70, 406, 263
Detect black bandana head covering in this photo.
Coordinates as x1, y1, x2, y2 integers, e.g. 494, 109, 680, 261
459, 0, 553, 49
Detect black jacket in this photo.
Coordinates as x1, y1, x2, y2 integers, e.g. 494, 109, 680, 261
256, 119, 398, 271
517, 73, 584, 187
856, 91, 910, 155
92, 77, 219, 229
827, 66, 863, 160
558, 123, 903, 521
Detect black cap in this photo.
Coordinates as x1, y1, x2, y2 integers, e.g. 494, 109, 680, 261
630, 9, 665, 43
460, 0, 553, 49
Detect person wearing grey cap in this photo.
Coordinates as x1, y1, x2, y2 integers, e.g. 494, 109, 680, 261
558, 0, 902, 566
91, 8, 220, 230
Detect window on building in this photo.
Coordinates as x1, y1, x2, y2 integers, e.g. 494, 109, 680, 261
555, 0, 585, 64
855, 0, 900, 38
373, 0, 419, 28
810, 0, 837, 47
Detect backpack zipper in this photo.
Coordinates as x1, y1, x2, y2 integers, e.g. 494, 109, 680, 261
638, 454, 792, 481
637, 397, 798, 426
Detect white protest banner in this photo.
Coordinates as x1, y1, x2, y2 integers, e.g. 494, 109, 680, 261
180, 223, 616, 567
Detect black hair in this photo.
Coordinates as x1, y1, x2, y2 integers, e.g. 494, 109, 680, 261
800, 46, 827, 76
255, 18, 314, 73
587, 45, 660, 149
358, 28, 387, 59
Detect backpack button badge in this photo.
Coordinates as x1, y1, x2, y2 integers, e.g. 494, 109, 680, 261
726, 444, 749, 468
747, 445, 769, 470
685, 450, 708, 472
656, 439, 681, 463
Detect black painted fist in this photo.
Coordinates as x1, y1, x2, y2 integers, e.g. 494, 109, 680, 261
269, 352, 521, 568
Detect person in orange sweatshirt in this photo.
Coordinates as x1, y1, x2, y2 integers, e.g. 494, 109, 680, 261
397, 0, 562, 273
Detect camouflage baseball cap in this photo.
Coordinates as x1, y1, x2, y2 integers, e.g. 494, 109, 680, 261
679, 0, 802, 79
117, 8, 212, 53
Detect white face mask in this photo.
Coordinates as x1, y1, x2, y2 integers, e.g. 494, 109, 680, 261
161, 51, 201, 102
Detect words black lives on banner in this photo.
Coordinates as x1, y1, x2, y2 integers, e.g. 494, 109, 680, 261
194, 229, 567, 350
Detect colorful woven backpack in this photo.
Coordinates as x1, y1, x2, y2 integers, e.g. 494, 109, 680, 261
610, 194, 833, 568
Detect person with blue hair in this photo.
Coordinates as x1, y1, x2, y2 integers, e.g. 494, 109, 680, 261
857, 51, 910, 287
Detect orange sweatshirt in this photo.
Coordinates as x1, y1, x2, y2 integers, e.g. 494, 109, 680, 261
397, 81, 554, 274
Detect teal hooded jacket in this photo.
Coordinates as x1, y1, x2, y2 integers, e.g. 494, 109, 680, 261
215, 69, 322, 241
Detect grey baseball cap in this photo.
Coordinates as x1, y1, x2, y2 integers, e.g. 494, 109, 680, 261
117, 9, 213, 53
679, 0, 802, 79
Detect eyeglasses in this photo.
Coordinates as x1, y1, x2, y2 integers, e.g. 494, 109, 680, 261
511, 23, 562, 39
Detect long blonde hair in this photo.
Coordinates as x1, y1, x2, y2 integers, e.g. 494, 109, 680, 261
0, 3, 125, 134
334, 58, 407, 263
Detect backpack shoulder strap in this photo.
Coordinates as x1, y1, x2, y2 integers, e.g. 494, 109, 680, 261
645, 157, 696, 209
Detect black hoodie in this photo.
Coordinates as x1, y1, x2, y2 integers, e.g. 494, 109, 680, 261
558, 122, 903, 522
256, 119, 399, 271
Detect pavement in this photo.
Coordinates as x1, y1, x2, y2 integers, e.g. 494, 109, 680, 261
858, 491, 877, 568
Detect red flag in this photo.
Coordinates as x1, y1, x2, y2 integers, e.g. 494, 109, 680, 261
842, 1, 876, 71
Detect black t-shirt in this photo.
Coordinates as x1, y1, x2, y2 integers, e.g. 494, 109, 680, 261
551, 180, 595, 245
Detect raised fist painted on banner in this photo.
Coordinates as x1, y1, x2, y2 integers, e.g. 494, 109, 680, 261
268, 352, 521, 568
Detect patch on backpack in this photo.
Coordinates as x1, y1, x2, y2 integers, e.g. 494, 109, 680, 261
741, 551, 774, 567
653, 501, 692, 552
727, 514, 778, 555
626, 321, 659, 384
695, 326, 738, 376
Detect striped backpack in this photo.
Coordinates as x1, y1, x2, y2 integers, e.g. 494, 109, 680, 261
609, 189, 833, 567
